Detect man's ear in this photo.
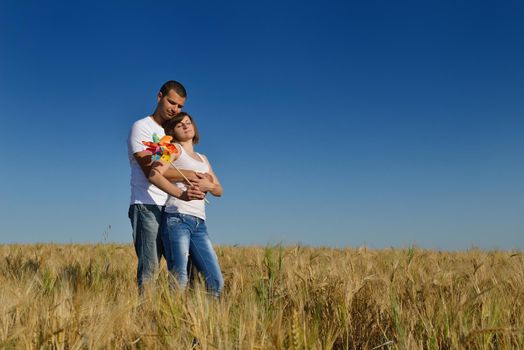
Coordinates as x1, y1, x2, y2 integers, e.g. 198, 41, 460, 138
157, 91, 163, 102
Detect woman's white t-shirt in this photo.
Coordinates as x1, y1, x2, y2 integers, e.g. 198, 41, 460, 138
164, 145, 209, 220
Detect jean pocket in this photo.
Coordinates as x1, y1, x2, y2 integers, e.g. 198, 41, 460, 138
166, 214, 183, 226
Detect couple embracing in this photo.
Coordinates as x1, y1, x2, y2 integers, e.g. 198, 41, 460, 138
127, 80, 223, 296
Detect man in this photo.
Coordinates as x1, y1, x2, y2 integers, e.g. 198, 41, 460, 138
127, 80, 205, 291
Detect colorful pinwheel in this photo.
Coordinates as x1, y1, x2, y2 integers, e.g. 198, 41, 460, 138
142, 133, 180, 163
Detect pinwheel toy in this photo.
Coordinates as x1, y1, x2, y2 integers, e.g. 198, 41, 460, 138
142, 133, 179, 163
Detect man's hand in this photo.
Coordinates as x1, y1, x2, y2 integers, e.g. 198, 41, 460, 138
179, 186, 206, 201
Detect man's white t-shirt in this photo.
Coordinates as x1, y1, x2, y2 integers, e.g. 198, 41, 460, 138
127, 116, 168, 205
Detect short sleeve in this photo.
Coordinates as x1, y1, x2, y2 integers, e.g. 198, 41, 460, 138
128, 120, 150, 155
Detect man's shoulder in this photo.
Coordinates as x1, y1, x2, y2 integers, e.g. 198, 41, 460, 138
128, 115, 164, 147
131, 116, 153, 128
128, 116, 154, 146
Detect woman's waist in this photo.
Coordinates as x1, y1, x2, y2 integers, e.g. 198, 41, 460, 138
164, 197, 206, 220
163, 211, 206, 225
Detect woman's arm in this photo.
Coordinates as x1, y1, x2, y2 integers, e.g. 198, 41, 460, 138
196, 154, 223, 197
134, 152, 199, 184
149, 161, 206, 201
164, 168, 200, 183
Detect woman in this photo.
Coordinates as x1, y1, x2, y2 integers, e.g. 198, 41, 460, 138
148, 112, 224, 296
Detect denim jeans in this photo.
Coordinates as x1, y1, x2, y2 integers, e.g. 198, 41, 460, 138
161, 212, 224, 297
128, 204, 165, 291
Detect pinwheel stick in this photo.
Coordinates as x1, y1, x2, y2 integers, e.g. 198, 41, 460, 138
171, 164, 210, 204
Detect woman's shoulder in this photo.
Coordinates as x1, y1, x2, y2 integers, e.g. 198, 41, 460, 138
196, 152, 210, 163
170, 143, 183, 163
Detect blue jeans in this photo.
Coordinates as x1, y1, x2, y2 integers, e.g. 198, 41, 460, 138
161, 212, 224, 297
128, 204, 165, 291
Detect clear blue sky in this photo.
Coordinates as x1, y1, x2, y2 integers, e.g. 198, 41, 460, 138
1, 0, 523, 249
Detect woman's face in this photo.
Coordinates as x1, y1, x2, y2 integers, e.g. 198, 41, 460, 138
172, 116, 195, 142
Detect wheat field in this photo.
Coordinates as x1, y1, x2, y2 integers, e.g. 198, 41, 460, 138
0, 244, 522, 349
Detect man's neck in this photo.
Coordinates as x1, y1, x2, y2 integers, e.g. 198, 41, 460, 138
150, 111, 163, 126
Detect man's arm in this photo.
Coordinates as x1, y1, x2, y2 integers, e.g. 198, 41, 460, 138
133, 151, 200, 183
148, 160, 206, 201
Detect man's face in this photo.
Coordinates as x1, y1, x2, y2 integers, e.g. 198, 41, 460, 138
156, 89, 186, 123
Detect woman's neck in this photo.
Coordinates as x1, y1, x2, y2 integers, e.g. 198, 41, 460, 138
178, 139, 194, 154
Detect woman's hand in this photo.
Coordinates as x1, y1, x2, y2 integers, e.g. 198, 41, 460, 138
194, 173, 216, 193
194, 155, 223, 197
198, 172, 214, 183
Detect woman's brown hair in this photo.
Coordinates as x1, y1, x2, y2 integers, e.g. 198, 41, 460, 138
163, 112, 200, 145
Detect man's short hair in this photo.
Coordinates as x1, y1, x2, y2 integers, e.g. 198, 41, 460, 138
159, 80, 187, 98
